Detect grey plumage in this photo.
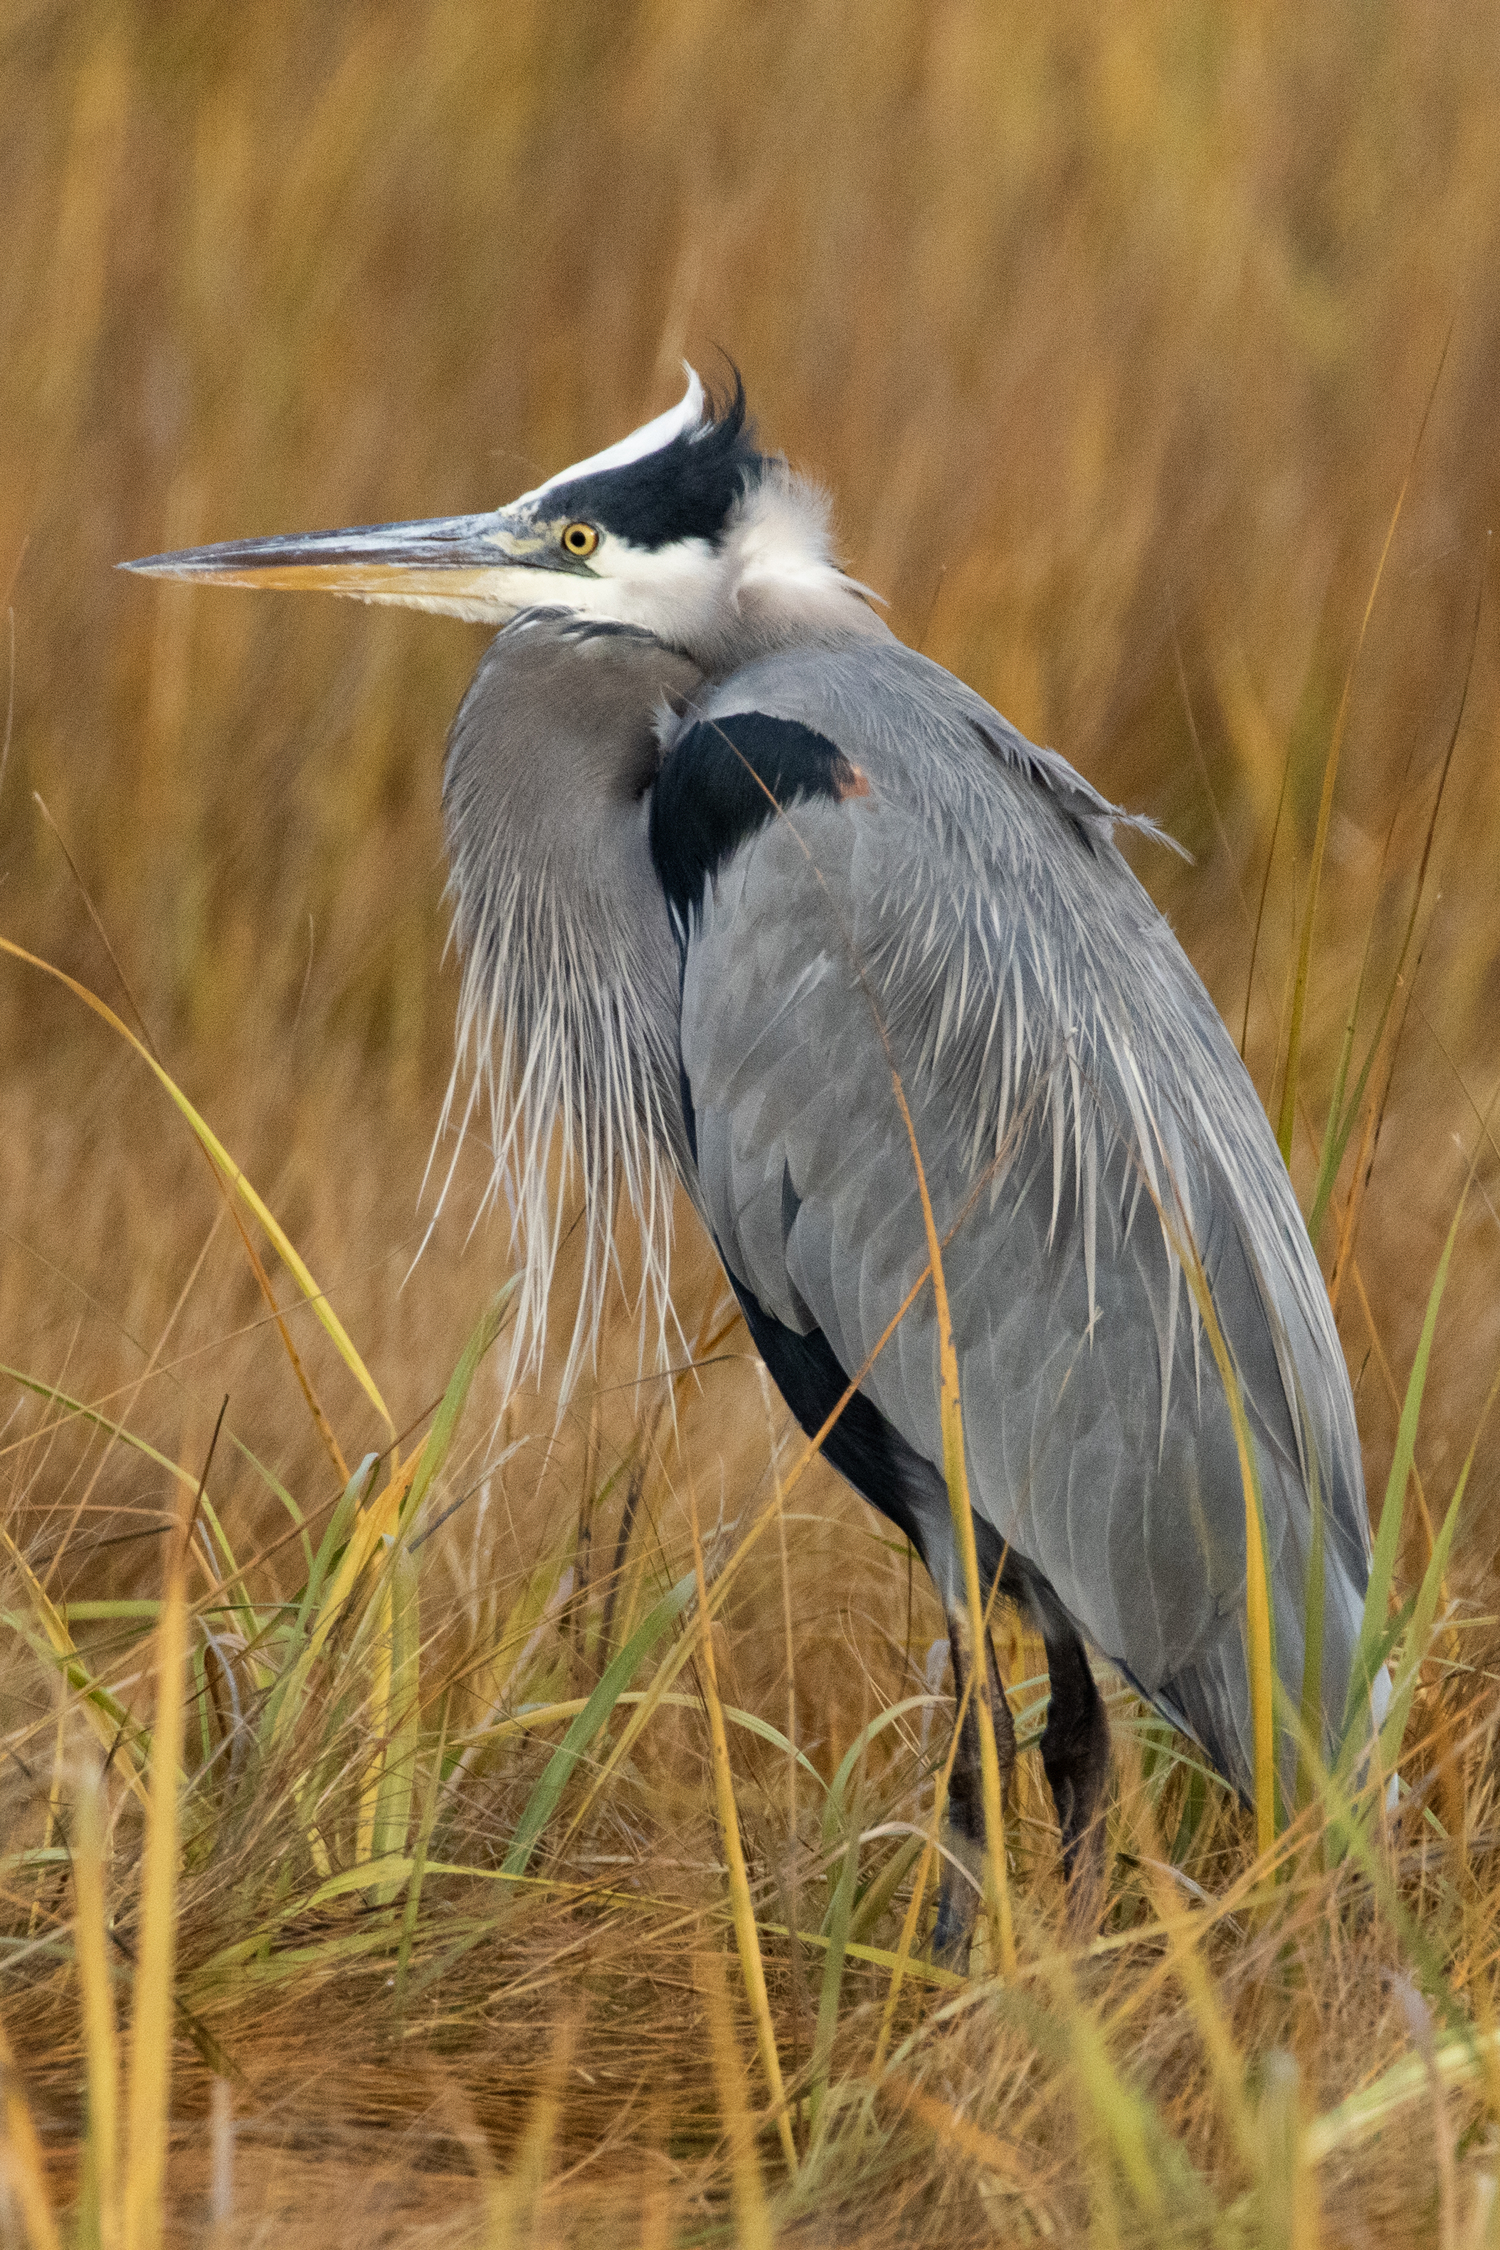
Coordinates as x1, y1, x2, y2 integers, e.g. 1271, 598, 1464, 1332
124, 367, 1379, 1910
678, 639, 1368, 1796
439, 615, 704, 1390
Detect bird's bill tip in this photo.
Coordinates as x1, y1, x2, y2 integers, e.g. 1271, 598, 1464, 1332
119, 514, 544, 612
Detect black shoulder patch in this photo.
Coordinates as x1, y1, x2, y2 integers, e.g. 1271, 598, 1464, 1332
648, 711, 865, 936
539, 372, 765, 550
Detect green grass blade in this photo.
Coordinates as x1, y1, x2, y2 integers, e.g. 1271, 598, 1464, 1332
500, 1571, 697, 1878
1375, 1476, 1464, 1778
819, 1696, 938, 1853
1275, 348, 1445, 1165
228, 1434, 316, 1577
809, 1812, 859, 2139
1307, 1014, 1377, 1246
259, 1455, 380, 1747
712, 1703, 827, 1797
395, 1698, 449, 2011
298, 1455, 380, 1631
401, 1283, 517, 1532
0, 1363, 206, 1497
1341, 1186, 1465, 1753
0, 1545, 152, 1805
1308, 564, 1479, 1244
60, 1601, 163, 1623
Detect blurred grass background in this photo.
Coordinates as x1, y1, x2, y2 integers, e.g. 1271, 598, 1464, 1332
3, 1, 1500, 2241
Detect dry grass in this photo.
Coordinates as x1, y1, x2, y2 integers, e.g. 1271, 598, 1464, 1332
3, 3, 1500, 2243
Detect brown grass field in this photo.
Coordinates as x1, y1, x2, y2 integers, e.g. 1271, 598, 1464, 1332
3, 3, 1500, 2242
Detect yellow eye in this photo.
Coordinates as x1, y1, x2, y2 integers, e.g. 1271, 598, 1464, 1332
561, 521, 599, 558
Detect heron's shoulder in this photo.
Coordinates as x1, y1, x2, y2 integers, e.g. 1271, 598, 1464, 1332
648, 705, 869, 936
695, 640, 1175, 857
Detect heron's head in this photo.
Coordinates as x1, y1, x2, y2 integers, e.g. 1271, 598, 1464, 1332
124, 368, 885, 671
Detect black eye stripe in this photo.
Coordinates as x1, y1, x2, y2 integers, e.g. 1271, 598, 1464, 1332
540, 373, 763, 551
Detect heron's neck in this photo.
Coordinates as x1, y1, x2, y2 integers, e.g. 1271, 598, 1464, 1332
695, 474, 892, 675
440, 622, 702, 1389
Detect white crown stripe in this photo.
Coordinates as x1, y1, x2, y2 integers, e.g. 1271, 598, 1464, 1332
516, 367, 706, 506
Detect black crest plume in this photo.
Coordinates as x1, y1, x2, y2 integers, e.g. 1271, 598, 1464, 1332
538, 370, 765, 550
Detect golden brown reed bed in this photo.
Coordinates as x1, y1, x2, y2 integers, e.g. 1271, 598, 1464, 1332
2, 4, 1499, 2242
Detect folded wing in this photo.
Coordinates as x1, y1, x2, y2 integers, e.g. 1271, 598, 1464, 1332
659, 641, 1371, 1798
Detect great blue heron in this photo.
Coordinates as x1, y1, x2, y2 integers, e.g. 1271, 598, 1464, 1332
128, 369, 1379, 1948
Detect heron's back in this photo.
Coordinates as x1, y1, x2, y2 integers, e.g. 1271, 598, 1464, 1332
672, 640, 1372, 1794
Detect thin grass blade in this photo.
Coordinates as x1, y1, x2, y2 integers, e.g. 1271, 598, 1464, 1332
698, 1951, 776, 2250
1275, 338, 1447, 1164
74, 1765, 121, 2250
501, 1570, 696, 1877
0, 1530, 150, 1807
0, 940, 395, 1439
121, 1535, 189, 2250
686, 1479, 798, 2173
369, 1543, 421, 1898
1342, 1182, 1466, 1754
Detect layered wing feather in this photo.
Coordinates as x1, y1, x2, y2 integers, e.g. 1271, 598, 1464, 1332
669, 641, 1371, 1797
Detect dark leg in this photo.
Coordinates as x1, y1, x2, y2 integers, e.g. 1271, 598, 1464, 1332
933, 1609, 1017, 1969
1035, 1593, 1112, 1923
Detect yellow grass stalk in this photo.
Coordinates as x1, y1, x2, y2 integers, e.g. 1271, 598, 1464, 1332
356, 1575, 395, 1864
687, 1481, 799, 2177
638, 2089, 675, 2250
759, 1364, 799, 1843
758, 1924, 960, 1992
75, 1766, 121, 2250
1118, 1785, 1256, 2175
885, 1073, 1016, 1977
559, 1261, 939, 1854
428, 2075, 515, 2250
698, 1950, 776, 2250
27, 1705, 66, 1937
884, 2073, 1033, 2194
208, 2078, 234, 2241
370, 1545, 422, 1899
0, 940, 395, 1443
1220, 1381, 1275, 1858
870, 1659, 972, 2077
510, 2009, 577, 2239
1156, 1205, 1278, 1858
1256, 2052, 1316, 2250
121, 1518, 189, 2250
1047, 1950, 1165, 2225
0, 1523, 150, 1810
0, 2008, 63, 2250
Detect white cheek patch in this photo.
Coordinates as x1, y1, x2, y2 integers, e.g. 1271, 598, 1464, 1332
514, 534, 726, 644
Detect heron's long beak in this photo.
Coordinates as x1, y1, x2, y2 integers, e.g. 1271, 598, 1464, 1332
122, 509, 565, 620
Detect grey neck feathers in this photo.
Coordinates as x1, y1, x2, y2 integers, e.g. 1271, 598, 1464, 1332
438, 615, 703, 1391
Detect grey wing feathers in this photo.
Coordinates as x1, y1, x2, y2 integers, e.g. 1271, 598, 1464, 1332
678, 641, 1370, 1797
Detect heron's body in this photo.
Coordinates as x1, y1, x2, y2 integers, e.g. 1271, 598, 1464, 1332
663, 635, 1368, 1798
128, 370, 1378, 1935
